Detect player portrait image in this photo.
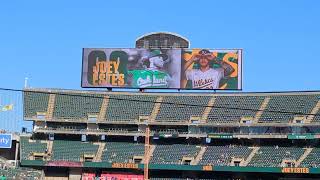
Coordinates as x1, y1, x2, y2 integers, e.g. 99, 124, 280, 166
126, 49, 181, 88
82, 48, 241, 90
82, 48, 181, 89
181, 49, 241, 90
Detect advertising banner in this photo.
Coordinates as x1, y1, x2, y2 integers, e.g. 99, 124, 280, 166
0, 134, 12, 148
82, 48, 242, 90
208, 133, 233, 139
287, 134, 315, 139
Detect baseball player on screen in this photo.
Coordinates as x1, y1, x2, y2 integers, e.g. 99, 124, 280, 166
182, 49, 234, 89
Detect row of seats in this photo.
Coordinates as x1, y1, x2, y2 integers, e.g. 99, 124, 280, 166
156, 96, 210, 122
24, 91, 320, 123
150, 144, 200, 164
101, 142, 145, 163
21, 138, 320, 167
301, 148, 320, 167
259, 95, 319, 123
208, 96, 264, 123
106, 95, 156, 121
53, 93, 103, 120
247, 146, 305, 167
24, 91, 49, 118
20, 137, 47, 160
199, 145, 252, 166
51, 140, 99, 161
0, 168, 42, 180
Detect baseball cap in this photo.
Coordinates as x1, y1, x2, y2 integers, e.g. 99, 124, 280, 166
198, 49, 211, 55
149, 50, 168, 61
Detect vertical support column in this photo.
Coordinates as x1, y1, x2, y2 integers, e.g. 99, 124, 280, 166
15, 141, 19, 167
144, 126, 150, 180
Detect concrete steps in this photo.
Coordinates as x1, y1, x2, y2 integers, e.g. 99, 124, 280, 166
46, 94, 56, 120
149, 97, 163, 122
93, 142, 106, 162
254, 97, 270, 123
98, 95, 109, 122
295, 148, 313, 167
306, 100, 320, 123
201, 96, 216, 123
191, 146, 207, 165
243, 147, 260, 166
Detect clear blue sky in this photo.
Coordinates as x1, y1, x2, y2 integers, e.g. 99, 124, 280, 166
1, 0, 320, 92
0, 0, 320, 132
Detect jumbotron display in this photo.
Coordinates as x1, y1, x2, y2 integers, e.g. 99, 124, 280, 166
81, 48, 242, 90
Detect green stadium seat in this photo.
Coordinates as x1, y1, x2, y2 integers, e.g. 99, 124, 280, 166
53, 93, 104, 120
51, 140, 99, 161
106, 95, 156, 122
156, 96, 210, 122
199, 145, 252, 166
101, 142, 145, 163
24, 91, 49, 118
248, 146, 304, 167
259, 95, 319, 123
301, 148, 320, 168
20, 137, 47, 160
150, 144, 200, 164
207, 96, 264, 124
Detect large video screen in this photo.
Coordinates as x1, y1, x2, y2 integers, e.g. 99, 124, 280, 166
81, 48, 242, 90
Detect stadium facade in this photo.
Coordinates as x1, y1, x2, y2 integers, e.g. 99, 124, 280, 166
1, 32, 320, 180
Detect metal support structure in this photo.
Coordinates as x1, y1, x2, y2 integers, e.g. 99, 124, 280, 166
144, 126, 150, 180
15, 141, 19, 167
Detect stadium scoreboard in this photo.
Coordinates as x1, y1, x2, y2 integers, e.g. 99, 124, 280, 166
81, 48, 242, 90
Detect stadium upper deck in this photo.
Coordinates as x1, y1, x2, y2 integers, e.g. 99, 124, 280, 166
24, 88, 320, 125
17, 88, 320, 179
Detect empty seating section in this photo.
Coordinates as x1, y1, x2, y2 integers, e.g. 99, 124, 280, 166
53, 93, 103, 120
20, 137, 47, 160
199, 146, 252, 166
314, 112, 320, 122
248, 147, 304, 167
259, 95, 319, 123
156, 96, 210, 122
207, 96, 264, 123
106, 95, 156, 121
301, 148, 320, 168
23, 89, 320, 124
51, 140, 98, 161
24, 91, 49, 118
0, 168, 42, 180
101, 142, 144, 163
151, 144, 200, 164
